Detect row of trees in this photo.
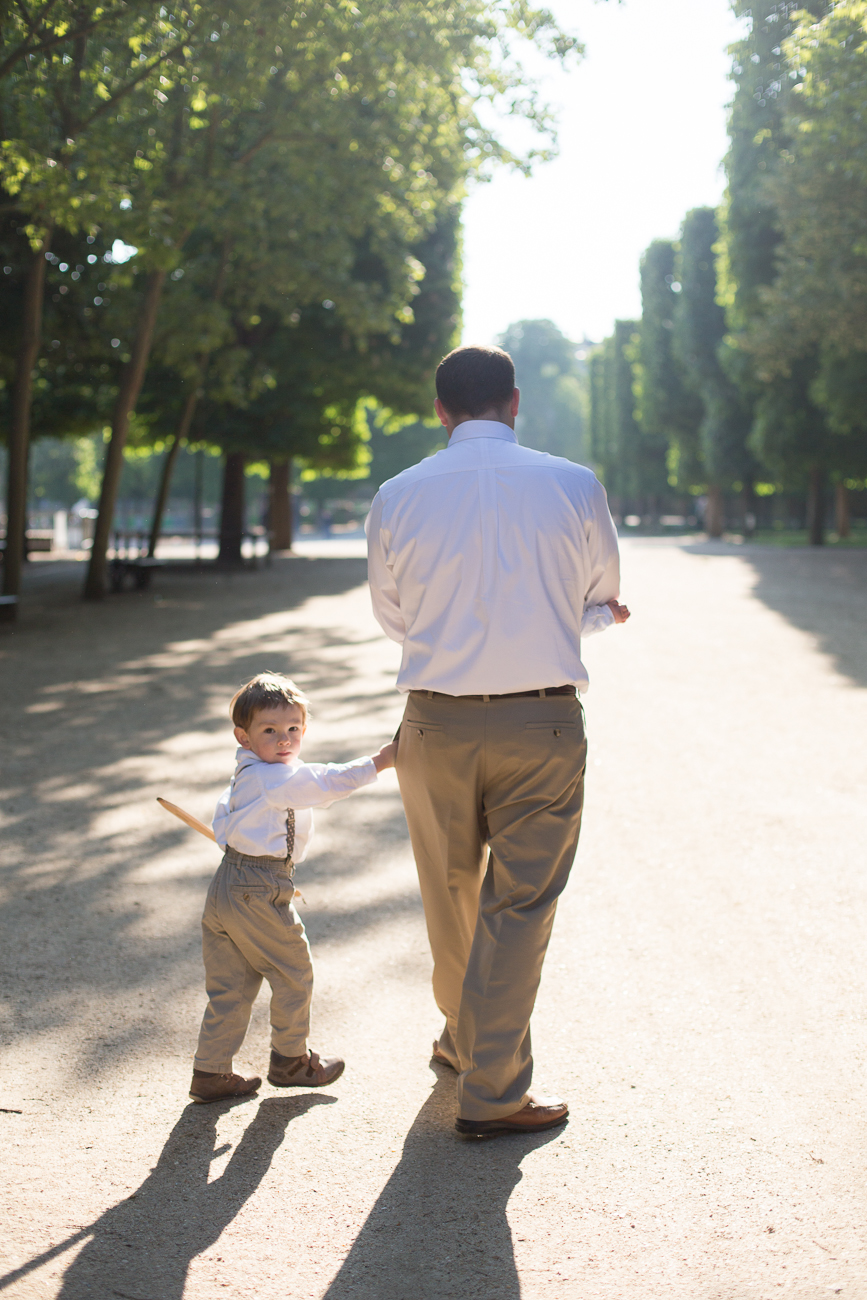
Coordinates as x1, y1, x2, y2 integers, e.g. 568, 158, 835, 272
591, 1, 867, 543
1, 0, 583, 615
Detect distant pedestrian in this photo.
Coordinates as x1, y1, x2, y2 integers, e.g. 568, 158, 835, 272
189, 672, 397, 1104
366, 344, 629, 1138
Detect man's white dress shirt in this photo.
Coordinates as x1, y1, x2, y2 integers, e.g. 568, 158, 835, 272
213, 748, 377, 860
366, 420, 620, 695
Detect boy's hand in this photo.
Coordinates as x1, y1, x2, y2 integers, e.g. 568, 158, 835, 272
607, 598, 631, 624
373, 738, 399, 772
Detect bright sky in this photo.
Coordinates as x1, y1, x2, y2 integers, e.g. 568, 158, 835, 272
460, 0, 745, 347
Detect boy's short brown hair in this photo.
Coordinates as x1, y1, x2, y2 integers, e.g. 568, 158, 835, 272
435, 344, 515, 418
230, 672, 309, 731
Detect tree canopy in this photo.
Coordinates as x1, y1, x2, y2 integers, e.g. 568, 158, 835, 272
1, 0, 587, 606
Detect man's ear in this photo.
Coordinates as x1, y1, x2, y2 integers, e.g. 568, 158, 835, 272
434, 397, 450, 430
234, 726, 252, 749
510, 387, 520, 417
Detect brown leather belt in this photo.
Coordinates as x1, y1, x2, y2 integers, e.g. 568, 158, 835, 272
420, 685, 577, 702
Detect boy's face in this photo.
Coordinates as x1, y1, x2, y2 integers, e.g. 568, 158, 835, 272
234, 703, 306, 765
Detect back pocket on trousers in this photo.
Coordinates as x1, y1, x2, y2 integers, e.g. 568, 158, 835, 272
231, 885, 269, 902
524, 721, 578, 737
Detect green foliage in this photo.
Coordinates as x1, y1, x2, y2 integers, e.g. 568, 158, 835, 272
808, 354, 867, 479
27, 434, 103, 506
589, 321, 667, 502
2, 0, 585, 521
136, 208, 462, 473
635, 240, 704, 490
366, 415, 445, 490
717, 2, 857, 497
750, 361, 828, 484
674, 208, 753, 487
745, 3, 867, 362
718, 2, 811, 330
498, 319, 585, 460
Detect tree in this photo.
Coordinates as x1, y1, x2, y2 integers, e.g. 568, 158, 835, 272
74, 0, 582, 595
135, 205, 461, 561
736, 1, 867, 534
190, 210, 462, 563
674, 208, 753, 537
635, 239, 704, 493
589, 321, 666, 515
2, 0, 587, 603
498, 319, 585, 460
741, 2, 867, 358
1, 0, 185, 608
718, 1, 835, 543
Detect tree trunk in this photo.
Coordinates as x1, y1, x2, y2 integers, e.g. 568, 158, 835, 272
835, 481, 850, 539
146, 383, 201, 557
741, 479, 757, 538
807, 465, 826, 546
145, 245, 230, 562
83, 268, 167, 599
218, 452, 246, 566
193, 449, 203, 557
269, 460, 293, 551
705, 483, 725, 538
2, 229, 52, 617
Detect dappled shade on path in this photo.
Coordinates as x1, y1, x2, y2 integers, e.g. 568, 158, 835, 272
0, 556, 404, 1079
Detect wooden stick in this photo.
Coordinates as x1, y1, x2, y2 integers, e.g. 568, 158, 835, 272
157, 797, 217, 842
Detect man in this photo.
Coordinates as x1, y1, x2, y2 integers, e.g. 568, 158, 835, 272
366, 344, 627, 1138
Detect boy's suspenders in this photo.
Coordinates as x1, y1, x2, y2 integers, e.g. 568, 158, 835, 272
286, 808, 295, 865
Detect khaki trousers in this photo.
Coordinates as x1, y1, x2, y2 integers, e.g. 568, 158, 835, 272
396, 690, 586, 1120
194, 849, 312, 1072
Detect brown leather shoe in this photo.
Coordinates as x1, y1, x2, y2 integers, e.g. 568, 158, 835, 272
432, 1039, 457, 1071
268, 1048, 344, 1088
189, 1069, 261, 1104
455, 1092, 568, 1138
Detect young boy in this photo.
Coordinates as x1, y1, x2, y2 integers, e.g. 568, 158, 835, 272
190, 671, 397, 1104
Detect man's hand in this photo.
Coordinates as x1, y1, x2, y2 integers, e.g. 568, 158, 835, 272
372, 738, 399, 772
607, 598, 631, 624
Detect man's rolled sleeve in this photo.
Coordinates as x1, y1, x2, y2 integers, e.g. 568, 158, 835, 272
366, 491, 407, 644
583, 479, 621, 609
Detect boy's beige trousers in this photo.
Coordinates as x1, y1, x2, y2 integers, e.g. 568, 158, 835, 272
396, 689, 587, 1121
194, 849, 312, 1073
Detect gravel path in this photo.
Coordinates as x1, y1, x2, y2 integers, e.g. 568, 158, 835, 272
1, 539, 865, 1300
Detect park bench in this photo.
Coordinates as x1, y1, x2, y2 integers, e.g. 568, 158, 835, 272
109, 553, 164, 592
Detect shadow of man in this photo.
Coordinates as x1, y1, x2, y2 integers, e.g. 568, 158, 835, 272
7, 1094, 335, 1300
323, 1072, 562, 1300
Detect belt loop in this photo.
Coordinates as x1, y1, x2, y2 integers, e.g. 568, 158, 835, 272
482, 694, 490, 702
427, 690, 434, 699
539, 688, 547, 698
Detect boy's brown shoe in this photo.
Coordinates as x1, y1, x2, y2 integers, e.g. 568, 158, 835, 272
268, 1049, 344, 1088
189, 1069, 261, 1104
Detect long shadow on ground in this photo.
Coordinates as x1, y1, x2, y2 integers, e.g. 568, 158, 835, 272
323, 1070, 562, 1300
0, 1093, 333, 1298
680, 541, 867, 690
0, 556, 410, 1071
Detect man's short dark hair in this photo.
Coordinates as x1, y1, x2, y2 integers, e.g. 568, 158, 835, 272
435, 345, 515, 418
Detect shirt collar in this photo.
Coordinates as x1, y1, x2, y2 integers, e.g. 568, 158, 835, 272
448, 419, 518, 447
